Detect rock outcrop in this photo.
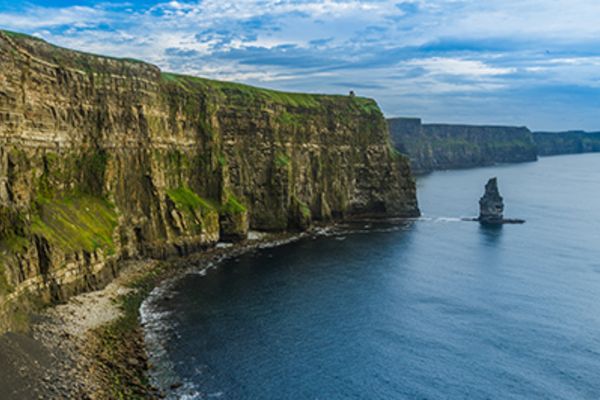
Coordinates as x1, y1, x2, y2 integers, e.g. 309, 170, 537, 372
475, 178, 524, 225
0, 30, 419, 332
478, 178, 504, 224
388, 118, 538, 173
533, 131, 600, 156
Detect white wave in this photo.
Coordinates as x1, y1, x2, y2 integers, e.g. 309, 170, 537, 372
434, 217, 463, 222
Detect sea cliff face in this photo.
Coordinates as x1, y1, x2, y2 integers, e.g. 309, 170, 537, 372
0, 31, 418, 332
533, 131, 600, 156
388, 118, 538, 173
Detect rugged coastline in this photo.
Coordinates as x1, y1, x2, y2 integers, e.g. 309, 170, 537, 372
0, 29, 419, 398
389, 117, 600, 174
0, 228, 324, 399
0, 29, 418, 336
388, 117, 538, 174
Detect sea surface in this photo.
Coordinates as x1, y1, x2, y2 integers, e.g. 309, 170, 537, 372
142, 153, 600, 400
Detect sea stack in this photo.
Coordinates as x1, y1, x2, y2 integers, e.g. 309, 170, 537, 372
479, 178, 505, 224
476, 178, 525, 225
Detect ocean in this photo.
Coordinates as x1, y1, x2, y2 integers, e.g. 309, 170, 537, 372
142, 153, 600, 400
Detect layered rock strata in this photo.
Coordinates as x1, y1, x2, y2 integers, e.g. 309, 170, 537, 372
388, 118, 538, 173
0, 31, 419, 332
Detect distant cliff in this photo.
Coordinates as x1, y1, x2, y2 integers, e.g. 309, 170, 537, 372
388, 118, 538, 173
533, 131, 600, 156
0, 31, 419, 332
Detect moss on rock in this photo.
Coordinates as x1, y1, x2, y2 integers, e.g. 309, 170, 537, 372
31, 194, 118, 254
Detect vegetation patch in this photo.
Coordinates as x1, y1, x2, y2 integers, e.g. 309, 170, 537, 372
217, 153, 228, 167
275, 152, 291, 168
161, 72, 380, 111
166, 186, 217, 214
221, 193, 247, 215
298, 201, 311, 220
353, 97, 382, 115
277, 112, 304, 128
31, 194, 118, 254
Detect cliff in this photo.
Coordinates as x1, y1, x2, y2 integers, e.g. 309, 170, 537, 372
0, 31, 418, 332
533, 131, 600, 156
388, 118, 538, 173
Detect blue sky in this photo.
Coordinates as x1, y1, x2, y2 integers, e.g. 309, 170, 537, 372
1, 1, 600, 131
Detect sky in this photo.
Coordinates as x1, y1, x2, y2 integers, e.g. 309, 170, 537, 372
1, 1, 600, 131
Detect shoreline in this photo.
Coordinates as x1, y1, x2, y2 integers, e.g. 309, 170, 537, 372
0, 229, 314, 399
0, 218, 416, 399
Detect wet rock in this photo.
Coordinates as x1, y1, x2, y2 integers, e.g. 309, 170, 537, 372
479, 177, 504, 223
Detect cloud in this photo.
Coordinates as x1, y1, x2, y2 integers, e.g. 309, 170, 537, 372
0, 5, 109, 29
1, 0, 600, 130
404, 57, 517, 78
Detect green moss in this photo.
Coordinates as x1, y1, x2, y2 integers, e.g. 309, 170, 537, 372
217, 153, 228, 167
299, 201, 311, 219
221, 193, 247, 215
275, 152, 291, 168
0, 234, 28, 254
31, 194, 118, 254
166, 186, 219, 235
166, 186, 217, 213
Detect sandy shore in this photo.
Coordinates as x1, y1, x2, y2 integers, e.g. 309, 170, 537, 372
0, 229, 314, 399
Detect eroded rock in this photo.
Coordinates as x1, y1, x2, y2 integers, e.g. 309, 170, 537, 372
479, 177, 504, 223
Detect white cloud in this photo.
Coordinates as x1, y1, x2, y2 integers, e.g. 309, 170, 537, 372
0, 6, 108, 29
404, 57, 516, 78
2, 0, 600, 129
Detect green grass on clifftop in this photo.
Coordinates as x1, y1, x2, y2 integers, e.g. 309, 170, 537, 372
1, 30, 383, 116
161, 72, 382, 114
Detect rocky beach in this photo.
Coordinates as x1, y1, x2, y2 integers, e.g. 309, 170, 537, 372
0, 227, 332, 399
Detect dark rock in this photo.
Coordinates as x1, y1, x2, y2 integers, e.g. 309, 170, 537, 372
533, 130, 600, 156
473, 178, 525, 225
479, 178, 504, 223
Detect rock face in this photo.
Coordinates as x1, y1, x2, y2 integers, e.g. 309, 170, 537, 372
0, 30, 419, 332
478, 178, 504, 224
388, 118, 538, 174
533, 131, 600, 156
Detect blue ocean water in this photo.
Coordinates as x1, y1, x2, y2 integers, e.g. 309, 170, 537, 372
143, 153, 600, 400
